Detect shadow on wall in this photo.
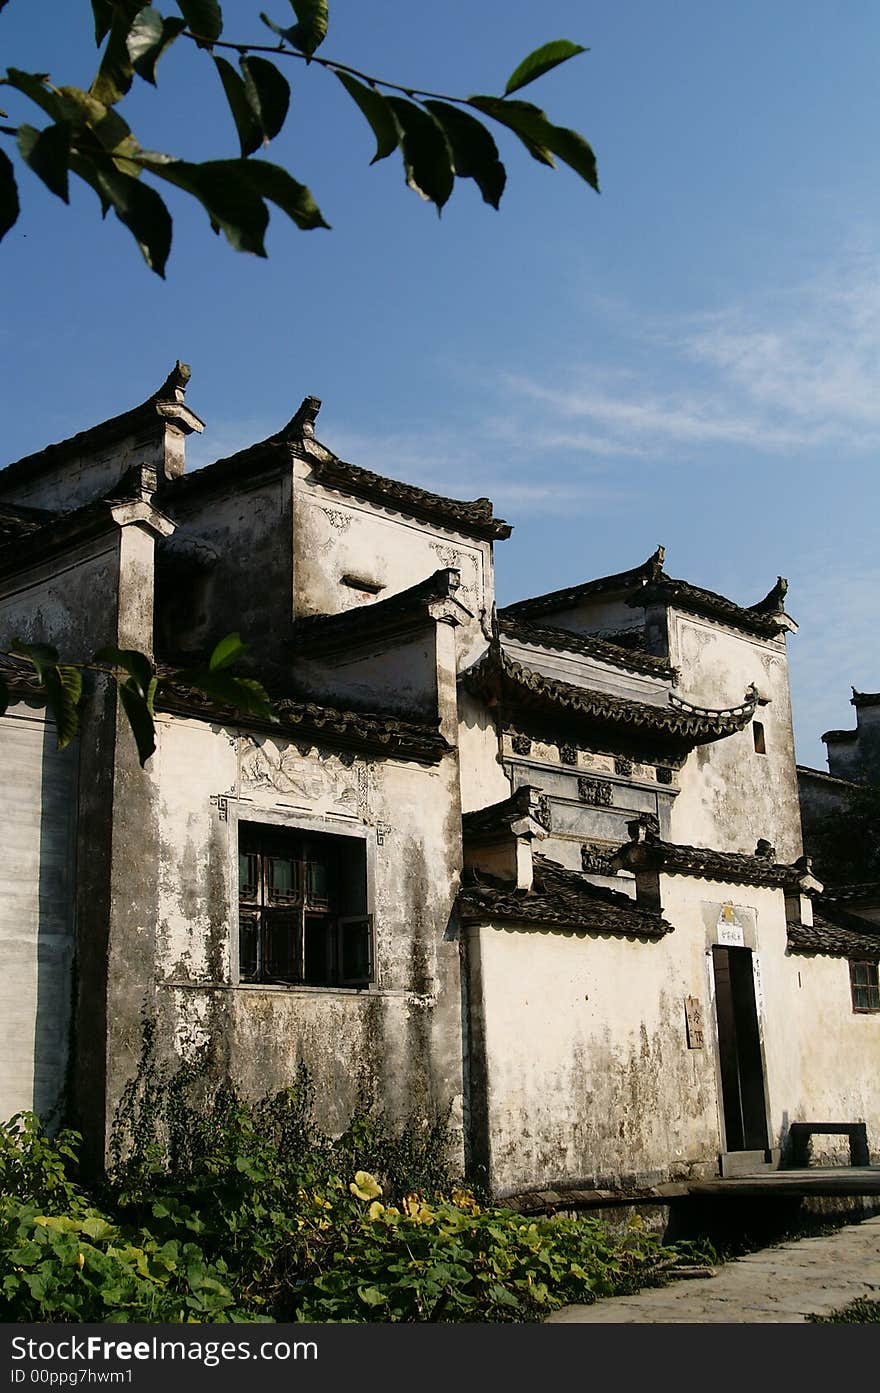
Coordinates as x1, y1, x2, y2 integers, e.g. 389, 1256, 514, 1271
32, 717, 77, 1128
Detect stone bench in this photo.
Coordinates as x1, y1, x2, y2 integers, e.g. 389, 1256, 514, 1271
786, 1122, 869, 1168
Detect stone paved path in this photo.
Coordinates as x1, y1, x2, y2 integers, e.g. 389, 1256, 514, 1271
546, 1215, 880, 1323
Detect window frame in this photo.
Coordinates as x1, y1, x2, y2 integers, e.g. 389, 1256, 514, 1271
233, 809, 374, 992
849, 959, 880, 1014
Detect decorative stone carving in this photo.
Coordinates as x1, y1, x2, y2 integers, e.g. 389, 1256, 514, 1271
578, 777, 613, 807
581, 843, 615, 874
320, 507, 351, 533
559, 743, 578, 766
614, 757, 634, 777
511, 735, 532, 756
537, 795, 553, 831
656, 766, 673, 785
239, 737, 364, 818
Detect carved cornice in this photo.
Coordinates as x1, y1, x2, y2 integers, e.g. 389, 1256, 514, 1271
461, 645, 758, 763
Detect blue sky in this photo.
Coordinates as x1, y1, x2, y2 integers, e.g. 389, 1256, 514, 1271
2, 2, 878, 764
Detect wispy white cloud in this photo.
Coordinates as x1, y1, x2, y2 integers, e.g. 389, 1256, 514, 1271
503, 246, 880, 458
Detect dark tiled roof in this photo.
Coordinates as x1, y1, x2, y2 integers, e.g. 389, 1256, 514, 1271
0, 363, 203, 492
822, 728, 857, 743
501, 548, 789, 639
616, 831, 810, 889
852, 689, 880, 709
787, 910, 880, 960
308, 454, 511, 540
637, 575, 789, 638
501, 547, 666, 620
163, 394, 512, 540
462, 786, 547, 840
498, 613, 673, 679
461, 645, 757, 748
457, 855, 672, 939
821, 882, 880, 904
796, 764, 864, 791
162, 438, 289, 502
0, 652, 42, 695
157, 674, 450, 764
0, 501, 57, 543
289, 570, 466, 652
0, 484, 172, 577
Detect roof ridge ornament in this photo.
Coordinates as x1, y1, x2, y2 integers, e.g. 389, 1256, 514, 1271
153, 360, 191, 404
749, 575, 788, 615
278, 395, 323, 441
644, 544, 666, 582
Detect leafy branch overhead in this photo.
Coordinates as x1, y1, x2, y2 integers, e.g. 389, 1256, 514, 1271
1, 634, 277, 768
0, 2, 597, 274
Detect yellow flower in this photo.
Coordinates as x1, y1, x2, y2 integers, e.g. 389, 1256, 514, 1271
76, 1252, 84, 1270
350, 1171, 383, 1201
403, 1192, 435, 1224
451, 1187, 479, 1213
367, 1201, 385, 1221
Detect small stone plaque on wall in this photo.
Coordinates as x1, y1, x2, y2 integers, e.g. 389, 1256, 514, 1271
685, 996, 704, 1049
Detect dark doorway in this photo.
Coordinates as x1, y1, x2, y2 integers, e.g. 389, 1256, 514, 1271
712, 946, 768, 1152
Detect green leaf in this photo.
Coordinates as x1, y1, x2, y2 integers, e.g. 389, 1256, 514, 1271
357, 1285, 388, 1307
3, 70, 65, 124
386, 97, 454, 210
94, 646, 155, 701
117, 682, 156, 765
90, 1, 115, 45
214, 56, 263, 157
467, 95, 599, 189
208, 632, 247, 671
41, 665, 82, 751
17, 123, 71, 203
238, 158, 329, 230
127, 8, 187, 84
0, 149, 20, 242
11, 638, 59, 685
240, 56, 290, 143
53, 667, 83, 750
176, 0, 223, 42
139, 152, 269, 253
335, 72, 398, 164
69, 151, 173, 274
260, 0, 327, 57
178, 668, 277, 723
90, 3, 149, 105
423, 101, 506, 208
504, 40, 587, 97
54, 86, 133, 154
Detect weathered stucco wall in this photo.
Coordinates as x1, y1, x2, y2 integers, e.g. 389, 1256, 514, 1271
292, 469, 492, 667
532, 594, 645, 638
782, 949, 880, 1161
0, 704, 77, 1124
140, 714, 466, 1144
158, 472, 292, 664
668, 614, 802, 860
0, 535, 124, 656
469, 913, 724, 1196
457, 691, 509, 815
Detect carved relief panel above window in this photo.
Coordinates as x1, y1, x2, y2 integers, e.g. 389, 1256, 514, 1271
578, 777, 613, 807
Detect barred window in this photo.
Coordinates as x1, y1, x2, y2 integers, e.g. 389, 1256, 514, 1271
849, 960, 880, 1013
238, 824, 371, 988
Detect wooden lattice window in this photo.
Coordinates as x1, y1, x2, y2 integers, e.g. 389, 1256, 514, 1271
849, 960, 880, 1013
238, 824, 371, 988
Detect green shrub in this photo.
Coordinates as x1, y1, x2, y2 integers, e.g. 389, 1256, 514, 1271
0, 1053, 690, 1323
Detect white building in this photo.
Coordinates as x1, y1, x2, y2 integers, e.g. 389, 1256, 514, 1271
1, 366, 878, 1192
